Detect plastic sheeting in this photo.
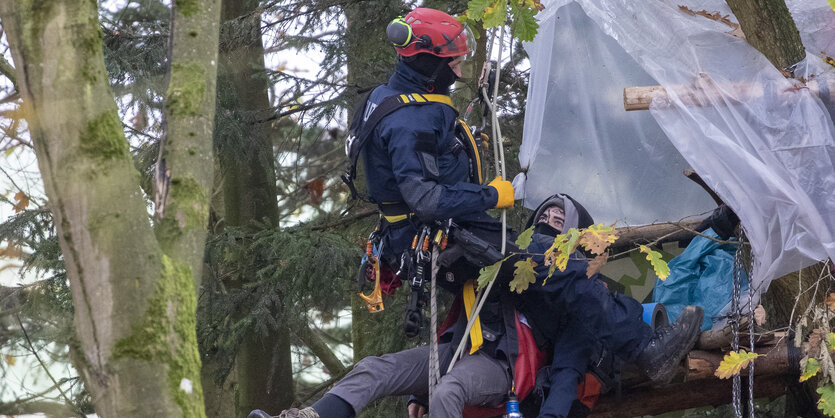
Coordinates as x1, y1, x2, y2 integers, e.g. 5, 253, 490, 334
653, 229, 746, 331
515, 1, 716, 225
520, 0, 835, 313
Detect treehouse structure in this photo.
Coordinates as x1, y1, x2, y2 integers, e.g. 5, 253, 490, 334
515, 0, 835, 415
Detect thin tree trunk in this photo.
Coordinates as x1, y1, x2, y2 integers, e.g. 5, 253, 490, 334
207, 1, 294, 416
1, 0, 220, 415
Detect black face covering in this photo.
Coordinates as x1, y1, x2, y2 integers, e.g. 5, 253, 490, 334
404, 53, 458, 93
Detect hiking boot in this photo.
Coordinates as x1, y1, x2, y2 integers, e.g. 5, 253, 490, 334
248, 408, 319, 418
636, 305, 704, 384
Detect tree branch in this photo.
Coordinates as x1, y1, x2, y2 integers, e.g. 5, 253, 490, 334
292, 322, 347, 376
15, 315, 78, 416
0, 54, 16, 88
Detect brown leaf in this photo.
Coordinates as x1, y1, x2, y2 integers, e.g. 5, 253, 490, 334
754, 304, 766, 326
808, 329, 823, 357
4, 354, 15, 366
578, 224, 618, 255
13, 190, 29, 213
826, 293, 835, 312
586, 253, 608, 278
305, 178, 325, 207
130, 106, 148, 131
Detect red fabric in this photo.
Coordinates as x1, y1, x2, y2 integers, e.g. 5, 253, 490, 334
577, 373, 602, 410
513, 313, 547, 401
461, 313, 546, 418
363, 262, 402, 295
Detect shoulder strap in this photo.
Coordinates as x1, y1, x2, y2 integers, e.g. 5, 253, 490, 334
342, 92, 456, 200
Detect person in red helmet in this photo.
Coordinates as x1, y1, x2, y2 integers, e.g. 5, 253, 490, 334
249, 7, 517, 418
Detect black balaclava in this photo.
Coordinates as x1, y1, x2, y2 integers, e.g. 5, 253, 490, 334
403, 53, 458, 93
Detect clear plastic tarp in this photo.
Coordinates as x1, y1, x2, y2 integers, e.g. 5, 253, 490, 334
519, 0, 835, 312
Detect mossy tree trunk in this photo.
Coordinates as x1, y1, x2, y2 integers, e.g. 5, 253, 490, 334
726, 0, 806, 71
207, 1, 294, 416
0, 0, 220, 416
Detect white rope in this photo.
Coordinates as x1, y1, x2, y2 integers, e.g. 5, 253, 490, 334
448, 25, 508, 371
429, 247, 441, 399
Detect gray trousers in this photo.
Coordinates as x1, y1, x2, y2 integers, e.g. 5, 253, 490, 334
327, 343, 511, 418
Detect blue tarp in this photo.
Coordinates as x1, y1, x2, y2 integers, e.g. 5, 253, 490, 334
653, 229, 746, 331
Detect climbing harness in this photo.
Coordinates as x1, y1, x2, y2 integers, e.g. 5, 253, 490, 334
342, 92, 455, 201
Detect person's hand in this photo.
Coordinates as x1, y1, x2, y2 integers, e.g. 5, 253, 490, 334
408, 402, 426, 418
488, 176, 514, 209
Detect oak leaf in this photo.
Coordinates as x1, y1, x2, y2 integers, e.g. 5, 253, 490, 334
585, 253, 608, 278
640, 245, 670, 280
13, 190, 29, 213
515, 226, 534, 250
714, 349, 760, 379
509, 259, 537, 294
818, 383, 835, 416
578, 223, 618, 255
477, 258, 505, 290
800, 357, 821, 383
545, 228, 581, 278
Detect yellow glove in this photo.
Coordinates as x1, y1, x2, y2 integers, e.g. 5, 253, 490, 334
488, 176, 514, 209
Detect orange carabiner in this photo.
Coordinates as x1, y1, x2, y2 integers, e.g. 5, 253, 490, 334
358, 257, 385, 313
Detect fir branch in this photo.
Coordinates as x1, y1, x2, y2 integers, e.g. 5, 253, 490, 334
15, 315, 80, 416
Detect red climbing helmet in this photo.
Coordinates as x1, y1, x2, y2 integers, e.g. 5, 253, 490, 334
386, 8, 475, 59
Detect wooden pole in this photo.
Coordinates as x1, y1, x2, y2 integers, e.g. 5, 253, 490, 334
623, 78, 835, 111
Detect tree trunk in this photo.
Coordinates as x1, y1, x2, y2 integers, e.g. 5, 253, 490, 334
725, 0, 805, 72
1, 0, 220, 415
342, 0, 402, 363
208, 1, 294, 416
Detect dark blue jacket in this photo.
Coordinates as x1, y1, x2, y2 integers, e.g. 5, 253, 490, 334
361, 61, 498, 258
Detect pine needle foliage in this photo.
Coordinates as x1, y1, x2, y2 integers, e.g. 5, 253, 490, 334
198, 219, 360, 381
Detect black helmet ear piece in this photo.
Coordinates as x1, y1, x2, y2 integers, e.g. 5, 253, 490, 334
387, 17, 413, 47
416, 34, 433, 50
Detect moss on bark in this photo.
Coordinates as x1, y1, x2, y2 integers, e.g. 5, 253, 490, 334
167, 62, 206, 117
175, 0, 200, 18
113, 255, 205, 418
79, 111, 130, 161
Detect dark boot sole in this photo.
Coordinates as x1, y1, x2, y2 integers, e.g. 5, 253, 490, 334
647, 311, 704, 384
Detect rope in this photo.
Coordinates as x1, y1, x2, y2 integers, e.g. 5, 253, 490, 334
429, 247, 441, 399
447, 25, 509, 371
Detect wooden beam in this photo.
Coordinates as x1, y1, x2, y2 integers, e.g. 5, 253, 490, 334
609, 220, 702, 254
589, 374, 787, 417
623, 78, 835, 111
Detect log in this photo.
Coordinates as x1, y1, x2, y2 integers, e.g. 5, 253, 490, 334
609, 220, 702, 254
589, 374, 787, 417
623, 78, 835, 111
686, 344, 795, 381
590, 341, 802, 417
